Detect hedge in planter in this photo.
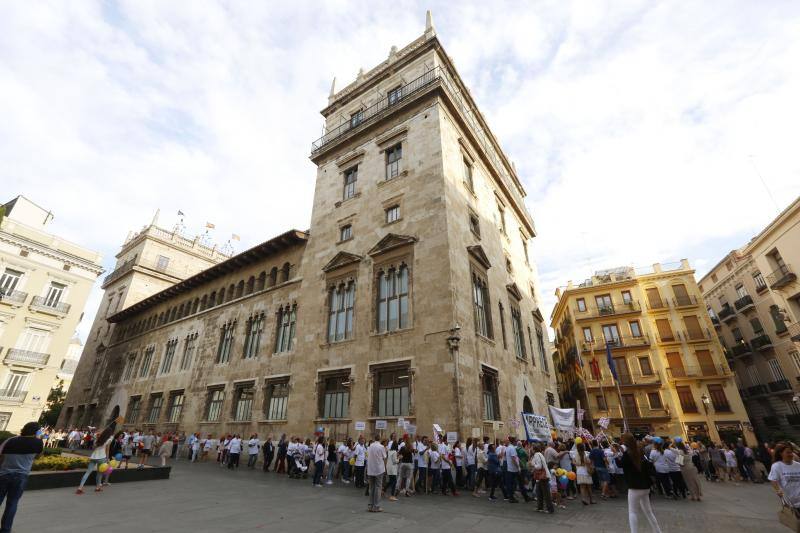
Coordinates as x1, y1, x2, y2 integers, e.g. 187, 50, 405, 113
32, 456, 89, 471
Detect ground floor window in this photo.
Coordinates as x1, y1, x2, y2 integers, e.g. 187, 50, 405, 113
481, 367, 500, 420
373, 366, 410, 417
233, 384, 255, 421
206, 388, 225, 422
265, 379, 289, 420
320, 373, 350, 419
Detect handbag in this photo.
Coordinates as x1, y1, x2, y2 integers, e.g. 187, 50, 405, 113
532, 453, 548, 481
779, 500, 800, 532
675, 453, 685, 467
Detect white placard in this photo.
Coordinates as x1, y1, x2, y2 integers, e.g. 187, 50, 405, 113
433, 423, 443, 433
471, 427, 481, 438
521, 413, 551, 442
355, 421, 366, 431
548, 406, 575, 431
403, 421, 410, 429
446, 431, 458, 444
492, 421, 500, 431
406, 424, 417, 435
397, 417, 405, 427
375, 420, 388, 430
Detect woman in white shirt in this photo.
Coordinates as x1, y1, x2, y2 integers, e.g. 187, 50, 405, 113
312, 436, 326, 487
453, 442, 464, 489
76, 428, 113, 494
247, 434, 261, 469
465, 438, 477, 491
770, 442, 800, 510
664, 441, 687, 498
386, 441, 400, 501
570, 442, 595, 505
649, 442, 674, 498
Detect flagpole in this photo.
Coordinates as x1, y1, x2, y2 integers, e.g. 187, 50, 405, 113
606, 341, 629, 434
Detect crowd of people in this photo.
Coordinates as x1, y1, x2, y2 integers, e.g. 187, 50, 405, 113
12, 425, 800, 533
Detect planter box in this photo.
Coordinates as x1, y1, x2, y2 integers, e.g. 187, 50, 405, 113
26, 466, 170, 491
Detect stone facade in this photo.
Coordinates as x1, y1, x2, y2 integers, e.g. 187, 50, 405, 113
61, 17, 557, 442
0, 195, 102, 432
551, 260, 755, 444
699, 196, 800, 441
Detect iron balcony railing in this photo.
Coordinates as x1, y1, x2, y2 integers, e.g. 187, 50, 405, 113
313, 68, 441, 152
764, 415, 781, 427
672, 295, 698, 307
767, 264, 796, 289
747, 384, 769, 397
30, 296, 71, 315
750, 333, 773, 351
666, 363, 729, 380
767, 379, 792, 392
582, 335, 651, 352
0, 389, 27, 402
711, 316, 721, 328
730, 342, 752, 357
103, 259, 135, 286
5, 349, 50, 366
790, 322, 800, 343
787, 414, 800, 425
734, 294, 754, 311
575, 300, 641, 319
718, 305, 736, 322
585, 370, 661, 388
0, 290, 27, 305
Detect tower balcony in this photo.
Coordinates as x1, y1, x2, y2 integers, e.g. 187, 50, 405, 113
750, 333, 773, 351
575, 300, 641, 321
581, 335, 651, 353
666, 363, 731, 381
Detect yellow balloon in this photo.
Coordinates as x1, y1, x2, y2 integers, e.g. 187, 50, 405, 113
109, 460, 119, 468
574, 437, 583, 445
556, 468, 565, 476
98, 463, 109, 473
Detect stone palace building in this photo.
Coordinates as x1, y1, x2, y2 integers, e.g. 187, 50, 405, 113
60, 13, 557, 441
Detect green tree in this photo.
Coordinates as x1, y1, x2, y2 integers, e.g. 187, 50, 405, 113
39, 380, 66, 427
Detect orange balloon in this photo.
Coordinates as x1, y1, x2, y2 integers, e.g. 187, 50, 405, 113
567, 471, 577, 480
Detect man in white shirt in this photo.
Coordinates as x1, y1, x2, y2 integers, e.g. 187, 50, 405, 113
504, 437, 521, 503
312, 437, 326, 487
366, 436, 387, 512
354, 437, 367, 489
227, 435, 242, 469
247, 434, 261, 469
415, 437, 429, 493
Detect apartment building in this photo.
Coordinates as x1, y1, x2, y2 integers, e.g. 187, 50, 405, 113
552, 260, 754, 444
0, 196, 103, 432
699, 196, 800, 441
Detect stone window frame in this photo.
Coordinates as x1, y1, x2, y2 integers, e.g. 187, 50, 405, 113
232, 381, 256, 422
480, 365, 501, 421
204, 386, 226, 422
369, 360, 414, 418
274, 302, 298, 354
371, 247, 414, 336
167, 390, 185, 423
327, 276, 357, 344
317, 369, 353, 420
263, 376, 290, 421
243, 313, 265, 359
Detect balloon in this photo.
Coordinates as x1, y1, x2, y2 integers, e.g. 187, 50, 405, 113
556, 468, 565, 476
674, 436, 683, 443
106, 467, 113, 474
691, 442, 699, 450
560, 475, 568, 482
114, 453, 123, 461
551, 431, 557, 439
574, 437, 583, 445
98, 463, 109, 473
109, 460, 119, 468
567, 471, 577, 481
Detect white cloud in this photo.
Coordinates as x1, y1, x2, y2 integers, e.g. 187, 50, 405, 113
1, 1, 798, 340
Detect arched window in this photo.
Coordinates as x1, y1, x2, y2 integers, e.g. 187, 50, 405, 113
235, 281, 244, 299
269, 267, 278, 287
274, 304, 297, 353
178, 304, 185, 318
281, 262, 291, 283
256, 272, 266, 291
158, 312, 165, 325
376, 265, 409, 333
169, 307, 177, 322
192, 298, 199, 314
227, 284, 235, 302
328, 282, 355, 342
523, 396, 533, 414
217, 288, 225, 306
246, 276, 255, 294
209, 292, 216, 308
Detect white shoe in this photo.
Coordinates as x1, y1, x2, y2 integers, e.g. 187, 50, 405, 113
325, 481, 333, 485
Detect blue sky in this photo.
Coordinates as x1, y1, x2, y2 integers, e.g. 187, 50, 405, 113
2, 1, 799, 341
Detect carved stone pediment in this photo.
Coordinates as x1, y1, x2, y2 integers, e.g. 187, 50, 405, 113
506, 283, 523, 301
322, 251, 363, 273
368, 233, 417, 256
467, 245, 491, 269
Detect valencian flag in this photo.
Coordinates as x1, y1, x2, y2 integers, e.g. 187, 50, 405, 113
606, 341, 618, 381
589, 358, 601, 380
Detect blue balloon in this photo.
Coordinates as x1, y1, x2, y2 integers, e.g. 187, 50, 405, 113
114, 453, 123, 461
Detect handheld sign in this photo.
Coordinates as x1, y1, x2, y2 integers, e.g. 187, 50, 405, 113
375, 420, 387, 430
355, 421, 366, 431
446, 432, 457, 444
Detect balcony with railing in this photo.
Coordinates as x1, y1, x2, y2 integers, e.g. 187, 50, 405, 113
646, 298, 668, 311
102, 258, 136, 287
718, 305, 736, 323
767, 379, 792, 392
581, 335, 651, 353
767, 264, 797, 290
738, 388, 748, 399
730, 342, 753, 358
585, 370, 662, 389
734, 294, 755, 312
787, 414, 800, 425
0, 290, 27, 306
764, 415, 781, 428
747, 384, 769, 397
789, 322, 800, 343
666, 363, 730, 380
711, 316, 721, 329
750, 333, 773, 351
5, 348, 50, 366
672, 295, 699, 308
29, 296, 71, 317
575, 300, 641, 320
682, 328, 714, 342
0, 389, 27, 403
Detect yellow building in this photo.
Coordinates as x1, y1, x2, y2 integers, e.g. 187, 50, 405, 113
551, 259, 755, 444
0, 196, 103, 432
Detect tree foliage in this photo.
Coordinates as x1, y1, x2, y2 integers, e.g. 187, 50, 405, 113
39, 380, 67, 427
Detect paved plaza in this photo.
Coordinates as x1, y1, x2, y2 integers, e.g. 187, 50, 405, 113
16, 459, 787, 533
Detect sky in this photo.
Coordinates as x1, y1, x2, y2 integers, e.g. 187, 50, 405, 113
2, 0, 799, 343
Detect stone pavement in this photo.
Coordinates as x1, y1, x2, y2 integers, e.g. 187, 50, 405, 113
15, 459, 788, 533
